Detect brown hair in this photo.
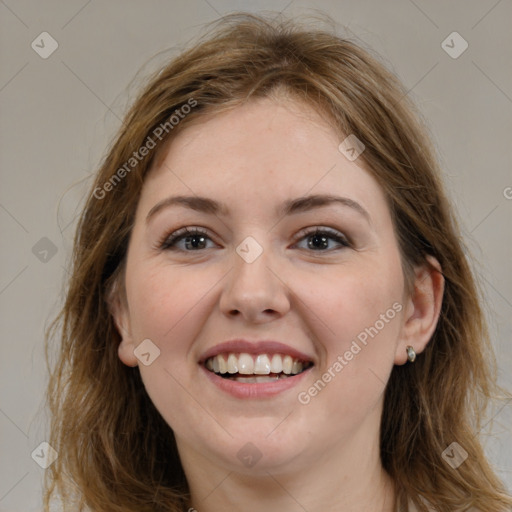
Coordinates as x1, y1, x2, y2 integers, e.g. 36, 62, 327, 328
44, 12, 512, 512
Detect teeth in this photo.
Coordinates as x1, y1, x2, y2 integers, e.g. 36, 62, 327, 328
226, 373, 291, 382
218, 355, 227, 374
292, 360, 303, 374
270, 354, 282, 373
234, 375, 279, 384
238, 353, 254, 375
282, 355, 293, 375
235, 375, 280, 383
205, 353, 310, 377
234, 376, 258, 383
254, 354, 271, 375
227, 353, 238, 374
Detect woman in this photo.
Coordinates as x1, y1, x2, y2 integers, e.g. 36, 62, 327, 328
44, 12, 512, 512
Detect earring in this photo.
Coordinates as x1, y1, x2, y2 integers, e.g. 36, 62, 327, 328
406, 346, 416, 363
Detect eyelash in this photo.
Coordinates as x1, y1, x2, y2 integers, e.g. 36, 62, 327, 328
159, 226, 351, 253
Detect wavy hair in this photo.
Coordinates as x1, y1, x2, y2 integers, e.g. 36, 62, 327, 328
44, 12, 512, 512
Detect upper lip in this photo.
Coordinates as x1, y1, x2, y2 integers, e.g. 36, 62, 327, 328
199, 339, 314, 364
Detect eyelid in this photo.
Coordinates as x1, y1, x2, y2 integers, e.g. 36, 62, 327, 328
294, 226, 349, 241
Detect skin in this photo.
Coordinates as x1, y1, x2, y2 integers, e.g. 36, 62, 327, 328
111, 96, 444, 512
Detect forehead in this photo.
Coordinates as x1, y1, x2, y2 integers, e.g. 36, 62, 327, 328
151, 97, 337, 171
138, 97, 389, 223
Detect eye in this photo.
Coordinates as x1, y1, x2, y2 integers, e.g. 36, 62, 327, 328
293, 227, 350, 252
159, 226, 350, 253
160, 227, 216, 251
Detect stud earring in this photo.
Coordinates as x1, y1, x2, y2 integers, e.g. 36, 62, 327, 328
406, 345, 416, 363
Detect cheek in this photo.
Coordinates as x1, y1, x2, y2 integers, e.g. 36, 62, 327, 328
333, 272, 402, 336
299, 253, 404, 348
125, 262, 214, 343
124, 263, 219, 431
295, 253, 404, 404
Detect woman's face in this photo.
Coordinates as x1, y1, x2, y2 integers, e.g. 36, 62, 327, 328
114, 97, 414, 474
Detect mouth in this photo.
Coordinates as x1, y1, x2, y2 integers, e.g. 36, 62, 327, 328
204, 353, 314, 383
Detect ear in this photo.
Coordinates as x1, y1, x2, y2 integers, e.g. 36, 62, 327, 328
107, 281, 138, 368
395, 255, 445, 365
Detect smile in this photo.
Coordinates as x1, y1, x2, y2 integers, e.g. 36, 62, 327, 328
205, 353, 313, 383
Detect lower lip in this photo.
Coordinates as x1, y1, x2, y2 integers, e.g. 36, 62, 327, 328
200, 364, 313, 399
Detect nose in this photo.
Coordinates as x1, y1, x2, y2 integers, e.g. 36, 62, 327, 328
219, 244, 291, 324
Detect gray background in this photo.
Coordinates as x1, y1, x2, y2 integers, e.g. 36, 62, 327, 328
0, 1, 511, 510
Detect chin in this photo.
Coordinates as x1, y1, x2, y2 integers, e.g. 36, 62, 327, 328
208, 423, 308, 474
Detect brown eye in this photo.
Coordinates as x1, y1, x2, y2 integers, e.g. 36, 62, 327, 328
161, 228, 215, 251
294, 228, 350, 252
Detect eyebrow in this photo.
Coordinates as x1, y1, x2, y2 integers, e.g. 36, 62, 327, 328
145, 193, 371, 224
